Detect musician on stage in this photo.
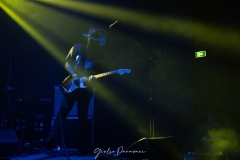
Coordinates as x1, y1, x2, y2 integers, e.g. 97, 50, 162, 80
39, 28, 106, 156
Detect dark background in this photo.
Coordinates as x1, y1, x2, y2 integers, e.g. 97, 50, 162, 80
1, 0, 240, 152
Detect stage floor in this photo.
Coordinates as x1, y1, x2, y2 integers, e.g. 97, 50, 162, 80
3, 147, 240, 160
3, 148, 196, 160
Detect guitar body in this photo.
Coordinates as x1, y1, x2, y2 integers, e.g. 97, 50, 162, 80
61, 69, 131, 94
61, 75, 88, 93
61, 75, 72, 90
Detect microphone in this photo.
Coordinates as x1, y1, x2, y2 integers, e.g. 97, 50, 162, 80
109, 20, 119, 29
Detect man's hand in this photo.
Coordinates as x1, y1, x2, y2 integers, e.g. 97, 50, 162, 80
73, 75, 80, 86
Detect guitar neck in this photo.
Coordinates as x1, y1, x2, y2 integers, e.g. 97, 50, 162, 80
94, 70, 117, 79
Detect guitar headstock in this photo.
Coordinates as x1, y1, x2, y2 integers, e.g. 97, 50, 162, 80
117, 69, 131, 75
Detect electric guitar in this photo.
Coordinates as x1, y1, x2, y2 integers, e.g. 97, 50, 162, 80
61, 69, 131, 93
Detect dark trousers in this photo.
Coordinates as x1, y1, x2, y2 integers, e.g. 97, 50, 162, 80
49, 87, 93, 149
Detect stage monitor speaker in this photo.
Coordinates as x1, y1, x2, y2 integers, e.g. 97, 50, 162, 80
0, 129, 19, 157
118, 136, 183, 160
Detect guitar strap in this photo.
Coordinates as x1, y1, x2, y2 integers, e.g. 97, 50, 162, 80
74, 45, 89, 76
75, 55, 81, 69
75, 44, 82, 69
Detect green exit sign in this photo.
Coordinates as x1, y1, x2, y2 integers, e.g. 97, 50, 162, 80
195, 51, 206, 58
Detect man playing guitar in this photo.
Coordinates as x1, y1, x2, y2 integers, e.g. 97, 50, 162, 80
39, 28, 130, 156
40, 28, 107, 156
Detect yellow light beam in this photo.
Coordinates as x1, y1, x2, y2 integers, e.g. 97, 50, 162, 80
38, 0, 240, 54
1, 0, 100, 65
94, 84, 150, 136
0, 0, 67, 64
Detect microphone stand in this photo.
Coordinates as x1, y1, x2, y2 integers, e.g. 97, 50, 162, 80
113, 21, 170, 137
